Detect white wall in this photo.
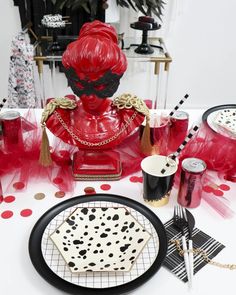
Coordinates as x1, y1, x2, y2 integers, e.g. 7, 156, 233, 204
165, 0, 236, 108
1, 0, 236, 109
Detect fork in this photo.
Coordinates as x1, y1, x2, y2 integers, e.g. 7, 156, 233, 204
173, 206, 191, 287
183, 208, 194, 287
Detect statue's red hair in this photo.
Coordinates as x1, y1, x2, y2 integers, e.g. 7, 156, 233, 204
62, 20, 127, 81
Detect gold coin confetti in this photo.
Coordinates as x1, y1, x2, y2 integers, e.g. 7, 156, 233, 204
34, 193, 46, 200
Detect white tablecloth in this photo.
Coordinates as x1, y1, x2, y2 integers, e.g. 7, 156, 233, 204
0, 109, 236, 295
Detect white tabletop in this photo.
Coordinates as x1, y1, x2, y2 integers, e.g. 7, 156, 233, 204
0, 109, 236, 295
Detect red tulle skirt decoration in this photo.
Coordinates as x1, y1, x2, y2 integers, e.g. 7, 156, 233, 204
179, 122, 236, 180
0, 109, 145, 194
2, 106, 236, 197
0, 109, 76, 193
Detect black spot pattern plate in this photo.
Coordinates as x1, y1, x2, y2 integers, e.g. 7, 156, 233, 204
50, 207, 151, 273
202, 104, 236, 139
29, 194, 167, 295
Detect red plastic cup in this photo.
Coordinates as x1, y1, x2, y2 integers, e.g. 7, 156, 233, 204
168, 111, 189, 153
0, 111, 23, 153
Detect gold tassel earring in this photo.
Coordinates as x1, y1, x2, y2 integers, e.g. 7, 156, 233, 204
39, 123, 52, 166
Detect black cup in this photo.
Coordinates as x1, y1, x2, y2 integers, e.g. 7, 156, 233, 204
141, 155, 178, 207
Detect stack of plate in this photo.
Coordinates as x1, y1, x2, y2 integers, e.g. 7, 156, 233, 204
29, 194, 167, 294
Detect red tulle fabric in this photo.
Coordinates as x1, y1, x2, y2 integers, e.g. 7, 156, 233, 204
49, 126, 146, 184
0, 110, 76, 193
179, 122, 236, 178
172, 122, 236, 218
173, 122, 236, 189
0, 109, 145, 194
1, 107, 236, 198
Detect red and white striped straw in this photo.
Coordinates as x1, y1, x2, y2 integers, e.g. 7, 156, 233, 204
161, 124, 200, 174
169, 94, 189, 117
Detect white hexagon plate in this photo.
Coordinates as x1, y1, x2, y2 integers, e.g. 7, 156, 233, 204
50, 207, 151, 273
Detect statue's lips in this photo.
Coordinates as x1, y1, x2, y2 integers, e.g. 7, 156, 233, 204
87, 99, 99, 108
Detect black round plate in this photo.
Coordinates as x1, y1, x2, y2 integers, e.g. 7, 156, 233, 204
202, 104, 236, 138
29, 194, 167, 295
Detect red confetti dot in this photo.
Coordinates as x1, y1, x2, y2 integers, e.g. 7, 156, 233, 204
55, 191, 66, 198
213, 189, 224, 197
129, 176, 139, 183
13, 181, 25, 190
203, 185, 214, 193
53, 177, 63, 184
0, 195, 3, 204
20, 209, 32, 217
138, 177, 143, 183
4, 195, 16, 203
218, 184, 230, 191
100, 184, 111, 191
84, 187, 96, 195
1, 210, 13, 219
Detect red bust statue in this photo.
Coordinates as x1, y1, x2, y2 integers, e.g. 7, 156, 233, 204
40, 21, 150, 178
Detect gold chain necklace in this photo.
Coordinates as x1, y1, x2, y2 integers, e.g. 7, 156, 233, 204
170, 239, 236, 270
54, 110, 138, 147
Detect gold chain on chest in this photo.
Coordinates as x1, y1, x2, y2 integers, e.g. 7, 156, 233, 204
41, 94, 149, 147
54, 110, 138, 147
